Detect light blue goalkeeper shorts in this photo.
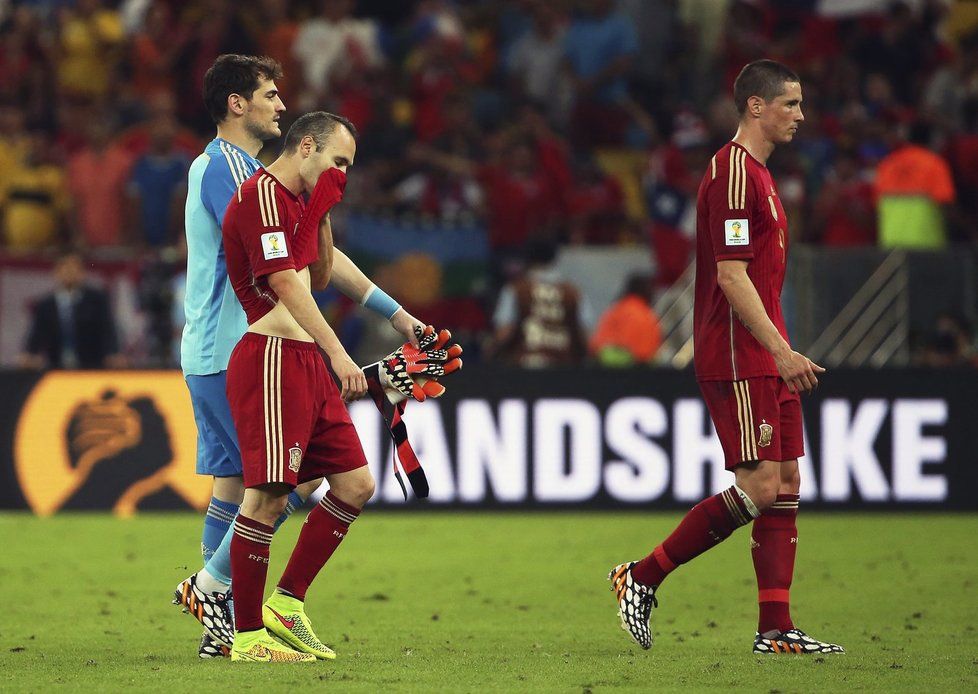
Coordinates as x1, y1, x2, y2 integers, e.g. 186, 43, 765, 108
186, 371, 242, 477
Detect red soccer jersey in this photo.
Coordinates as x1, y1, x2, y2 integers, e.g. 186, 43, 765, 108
693, 142, 789, 381
223, 169, 316, 325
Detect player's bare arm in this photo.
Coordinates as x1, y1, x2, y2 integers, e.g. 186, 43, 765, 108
329, 248, 425, 348
265, 268, 367, 400
716, 259, 824, 393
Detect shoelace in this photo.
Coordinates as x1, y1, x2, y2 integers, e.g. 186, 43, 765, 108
637, 586, 658, 619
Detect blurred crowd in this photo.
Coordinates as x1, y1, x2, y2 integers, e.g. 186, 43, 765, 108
3, 0, 978, 369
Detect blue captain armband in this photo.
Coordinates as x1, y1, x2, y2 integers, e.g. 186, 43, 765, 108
362, 284, 401, 320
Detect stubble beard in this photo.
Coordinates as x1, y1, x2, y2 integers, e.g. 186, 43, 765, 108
245, 117, 279, 144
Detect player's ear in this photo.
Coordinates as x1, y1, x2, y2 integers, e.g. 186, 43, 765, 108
227, 93, 245, 116
748, 95, 763, 118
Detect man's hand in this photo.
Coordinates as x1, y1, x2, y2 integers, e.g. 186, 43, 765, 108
298, 167, 347, 238
378, 325, 463, 402
328, 347, 368, 401
390, 308, 425, 348
775, 349, 826, 394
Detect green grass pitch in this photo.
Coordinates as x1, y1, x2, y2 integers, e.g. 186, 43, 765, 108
1, 511, 975, 692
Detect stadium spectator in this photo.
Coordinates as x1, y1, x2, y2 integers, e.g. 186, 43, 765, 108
874, 121, 956, 249
566, 154, 626, 245
54, 0, 125, 101
589, 273, 662, 366
563, 0, 639, 146
241, 0, 302, 107
116, 92, 203, 159
916, 313, 978, 368
127, 3, 186, 103
126, 114, 190, 247
0, 7, 49, 122
414, 129, 565, 258
18, 250, 123, 369
293, 0, 384, 109
813, 149, 876, 247
66, 118, 133, 248
176, 0, 258, 131
1, 130, 69, 251
490, 236, 590, 368
506, 2, 570, 124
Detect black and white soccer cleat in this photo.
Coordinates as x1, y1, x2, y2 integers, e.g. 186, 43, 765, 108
608, 562, 658, 650
753, 628, 845, 654
173, 572, 234, 648
197, 631, 230, 659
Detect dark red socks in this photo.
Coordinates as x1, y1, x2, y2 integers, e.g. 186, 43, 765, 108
276, 491, 361, 601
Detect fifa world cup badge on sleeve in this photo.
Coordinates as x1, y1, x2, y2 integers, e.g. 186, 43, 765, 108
261, 232, 289, 259
725, 218, 750, 245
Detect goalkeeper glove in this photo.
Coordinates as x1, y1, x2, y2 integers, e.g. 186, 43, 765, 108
375, 325, 463, 403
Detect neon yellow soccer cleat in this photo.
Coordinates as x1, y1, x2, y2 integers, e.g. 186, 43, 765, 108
229, 629, 316, 663
262, 592, 337, 660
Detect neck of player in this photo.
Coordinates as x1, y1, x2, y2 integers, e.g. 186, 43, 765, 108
264, 157, 306, 197
216, 123, 264, 159
732, 124, 775, 166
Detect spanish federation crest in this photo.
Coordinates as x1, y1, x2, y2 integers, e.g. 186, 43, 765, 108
758, 421, 774, 448
288, 446, 302, 473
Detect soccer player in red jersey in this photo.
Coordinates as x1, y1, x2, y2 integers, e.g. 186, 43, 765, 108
221, 111, 424, 662
609, 60, 844, 655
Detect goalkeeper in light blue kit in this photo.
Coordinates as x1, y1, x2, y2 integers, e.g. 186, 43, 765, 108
173, 55, 428, 658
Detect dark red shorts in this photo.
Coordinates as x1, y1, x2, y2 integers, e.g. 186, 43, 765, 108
698, 377, 804, 470
226, 333, 368, 488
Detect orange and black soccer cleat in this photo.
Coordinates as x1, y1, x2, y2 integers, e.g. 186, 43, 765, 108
753, 629, 845, 654
173, 572, 235, 648
608, 562, 658, 650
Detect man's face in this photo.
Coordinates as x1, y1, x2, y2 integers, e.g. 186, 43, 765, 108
242, 77, 286, 141
759, 81, 804, 144
55, 256, 85, 290
298, 124, 357, 191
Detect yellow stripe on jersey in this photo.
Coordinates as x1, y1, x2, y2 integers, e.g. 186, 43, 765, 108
257, 175, 270, 227
734, 380, 759, 461
728, 147, 747, 210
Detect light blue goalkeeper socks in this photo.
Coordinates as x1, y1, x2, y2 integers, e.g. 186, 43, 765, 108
201, 497, 239, 563
203, 490, 306, 587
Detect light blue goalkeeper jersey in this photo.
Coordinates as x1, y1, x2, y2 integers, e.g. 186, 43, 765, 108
181, 138, 260, 376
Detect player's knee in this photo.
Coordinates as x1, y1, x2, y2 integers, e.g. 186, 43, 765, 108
296, 478, 323, 501
750, 477, 780, 511
739, 474, 779, 511
241, 488, 290, 526
351, 475, 375, 507
780, 464, 801, 495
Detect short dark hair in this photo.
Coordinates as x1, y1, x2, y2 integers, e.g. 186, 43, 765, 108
907, 120, 932, 147
282, 111, 358, 153
203, 54, 283, 124
733, 60, 800, 115
523, 235, 558, 267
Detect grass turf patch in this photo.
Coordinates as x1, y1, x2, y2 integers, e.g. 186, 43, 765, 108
0, 512, 975, 692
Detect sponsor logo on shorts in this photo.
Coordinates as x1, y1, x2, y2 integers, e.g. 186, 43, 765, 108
288, 446, 302, 473
758, 421, 774, 447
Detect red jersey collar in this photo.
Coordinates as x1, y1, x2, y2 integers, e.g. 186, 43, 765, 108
729, 141, 767, 169
256, 167, 302, 201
